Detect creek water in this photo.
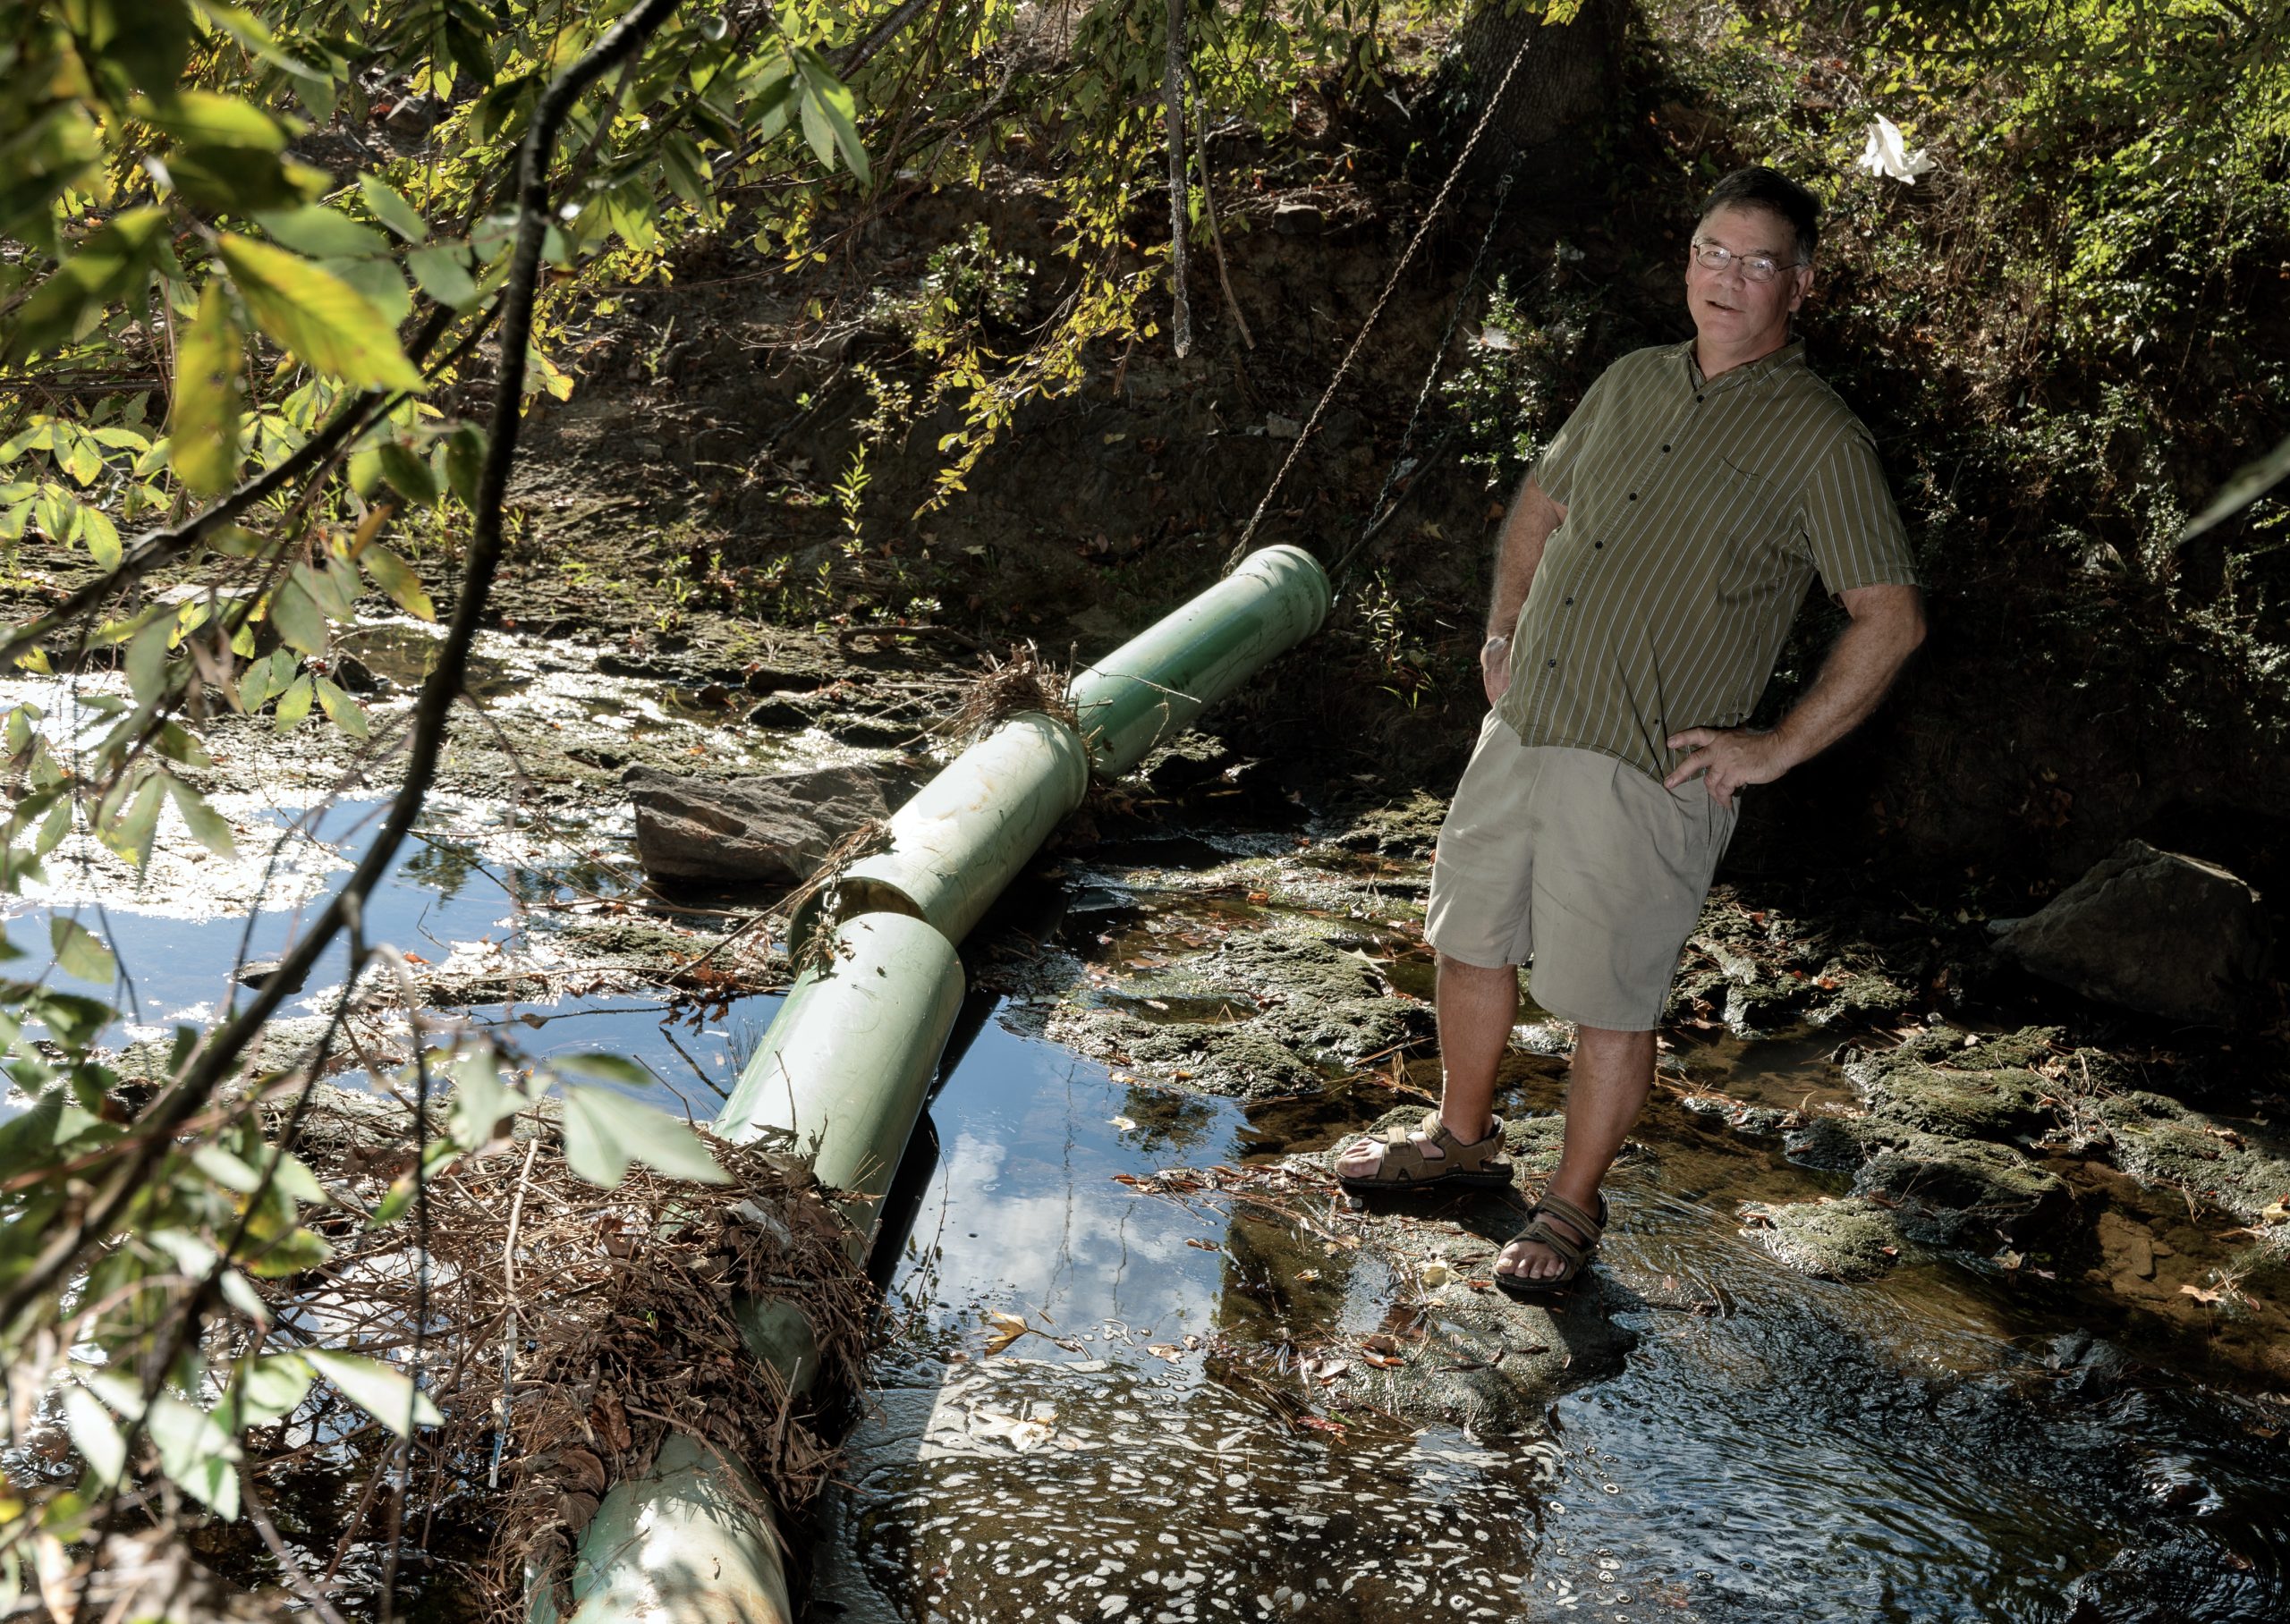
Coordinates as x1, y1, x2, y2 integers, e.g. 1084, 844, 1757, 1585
808, 891, 2290, 1624
6, 661, 2285, 1623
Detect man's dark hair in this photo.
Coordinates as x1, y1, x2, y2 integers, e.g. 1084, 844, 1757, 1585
1698, 166, 1819, 264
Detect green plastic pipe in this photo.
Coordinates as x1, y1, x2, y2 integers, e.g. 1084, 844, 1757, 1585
717, 909, 967, 1247
533, 1434, 793, 1624
1068, 543, 1331, 778
821, 710, 1091, 948
559, 546, 1329, 1624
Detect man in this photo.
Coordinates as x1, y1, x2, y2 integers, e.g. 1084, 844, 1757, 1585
1335, 166, 1926, 1291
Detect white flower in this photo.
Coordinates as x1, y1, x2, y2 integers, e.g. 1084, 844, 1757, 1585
1856, 114, 1936, 184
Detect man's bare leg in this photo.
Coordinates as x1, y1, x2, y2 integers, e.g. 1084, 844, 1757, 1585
1335, 953, 1515, 1178
1495, 1025, 1654, 1282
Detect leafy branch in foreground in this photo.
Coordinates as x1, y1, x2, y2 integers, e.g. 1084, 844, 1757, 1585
0, 0, 893, 1609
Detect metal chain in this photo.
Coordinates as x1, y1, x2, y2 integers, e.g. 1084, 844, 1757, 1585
1224, 30, 1537, 571
1327, 159, 1522, 587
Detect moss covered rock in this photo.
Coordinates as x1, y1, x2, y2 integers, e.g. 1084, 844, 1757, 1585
1741, 1196, 1907, 1281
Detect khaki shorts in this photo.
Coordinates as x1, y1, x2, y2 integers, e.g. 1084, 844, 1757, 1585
1424, 718, 1737, 1031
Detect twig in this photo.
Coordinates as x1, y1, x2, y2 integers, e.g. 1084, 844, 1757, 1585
1192, 76, 1252, 349
491, 1136, 544, 1489
0, 0, 690, 1347
1162, 0, 1192, 359
239, 1465, 357, 1624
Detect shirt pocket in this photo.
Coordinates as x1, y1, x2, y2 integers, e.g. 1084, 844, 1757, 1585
1710, 456, 1790, 540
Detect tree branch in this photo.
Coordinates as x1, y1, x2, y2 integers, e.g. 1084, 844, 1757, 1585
0, 0, 688, 1339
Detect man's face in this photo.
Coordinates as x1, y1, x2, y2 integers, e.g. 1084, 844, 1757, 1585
1684, 204, 1813, 358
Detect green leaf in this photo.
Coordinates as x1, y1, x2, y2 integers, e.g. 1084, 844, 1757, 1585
268, 572, 329, 656
2180, 430, 2290, 544
193, 0, 326, 79
35, 796, 72, 858
165, 145, 322, 214
376, 440, 438, 506
559, 1081, 729, 1188
219, 1354, 312, 1430
102, 774, 165, 867
134, 89, 287, 150
262, 1146, 327, 1205
313, 675, 368, 739
1, 209, 170, 367
794, 51, 869, 185
191, 1142, 264, 1194
447, 1046, 513, 1148
273, 674, 314, 732
143, 1391, 241, 1518
49, 918, 115, 985
406, 243, 482, 311
215, 234, 423, 393
167, 777, 234, 856
360, 544, 434, 620
325, 254, 413, 326
359, 175, 428, 243
60, 1383, 128, 1487
444, 425, 486, 507
124, 616, 172, 706
240, 1220, 331, 1276
93, 0, 196, 95
236, 648, 296, 711
78, 506, 122, 572
304, 1350, 442, 1437
216, 1267, 269, 1326
256, 205, 392, 262
59, 430, 102, 487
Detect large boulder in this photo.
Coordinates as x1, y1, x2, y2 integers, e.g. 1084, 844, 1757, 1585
624, 764, 891, 887
1992, 841, 2269, 1025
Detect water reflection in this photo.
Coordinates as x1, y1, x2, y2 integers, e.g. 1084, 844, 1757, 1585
814, 998, 2290, 1624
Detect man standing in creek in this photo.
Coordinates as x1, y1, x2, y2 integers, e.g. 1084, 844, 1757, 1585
1335, 166, 1928, 1290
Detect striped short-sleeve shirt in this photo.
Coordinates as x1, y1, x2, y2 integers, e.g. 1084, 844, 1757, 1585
1495, 338, 1918, 782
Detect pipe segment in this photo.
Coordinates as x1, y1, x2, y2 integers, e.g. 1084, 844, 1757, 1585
823, 710, 1091, 947
717, 909, 967, 1248
559, 546, 1330, 1624
533, 1434, 793, 1624
1068, 544, 1331, 778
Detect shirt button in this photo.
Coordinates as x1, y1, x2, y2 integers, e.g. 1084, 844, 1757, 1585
1563, 596, 1574, 606
1593, 540, 1603, 549
1695, 395, 1705, 404
1546, 659, 1557, 669
1628, 492, 1637, 501
1661, 444, 1671, 453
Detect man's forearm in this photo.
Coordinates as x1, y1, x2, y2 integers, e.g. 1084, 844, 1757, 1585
1486, 474, 1565, 639
1768, 588, 1926, 770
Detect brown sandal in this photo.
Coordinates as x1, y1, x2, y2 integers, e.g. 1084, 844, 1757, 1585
1335, 1111, 1515, 1194
1494, 1189, 1607, 1295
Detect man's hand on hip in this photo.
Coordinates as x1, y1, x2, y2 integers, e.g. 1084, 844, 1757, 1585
1481, 636, 1512, 706
1664, 727, 1789, 808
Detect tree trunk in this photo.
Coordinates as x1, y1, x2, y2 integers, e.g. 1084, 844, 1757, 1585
1431, 0, 1626, 182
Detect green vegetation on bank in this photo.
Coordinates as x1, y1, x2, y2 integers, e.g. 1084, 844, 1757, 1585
2, 0, 2286, 1611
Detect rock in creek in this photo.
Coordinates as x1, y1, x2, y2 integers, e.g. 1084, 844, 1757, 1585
1740, 1196, 1906, 1281
624, 763, 892, 887
1990, 840, 2269, 1026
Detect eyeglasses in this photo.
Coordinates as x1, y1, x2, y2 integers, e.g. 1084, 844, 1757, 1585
1688, 240, 1805, 284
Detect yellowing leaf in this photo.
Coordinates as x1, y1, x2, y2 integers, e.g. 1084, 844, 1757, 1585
360, 544, 434, 620
313, 674, 368, 739
215, 233, 422, 392
172, 278, 246, 496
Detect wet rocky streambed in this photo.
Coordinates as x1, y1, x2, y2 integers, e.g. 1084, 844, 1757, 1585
9, 622, 2289, 1623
